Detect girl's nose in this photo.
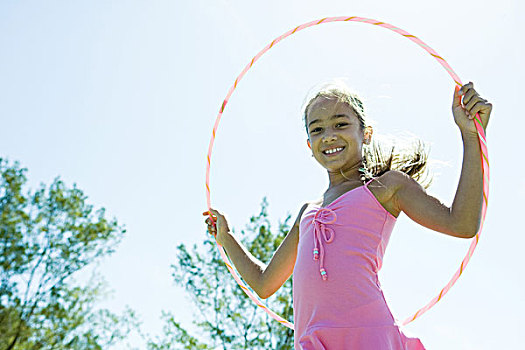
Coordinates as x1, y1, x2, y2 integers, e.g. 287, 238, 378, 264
322, 134, 337, 142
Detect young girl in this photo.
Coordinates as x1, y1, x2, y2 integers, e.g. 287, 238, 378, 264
203, 81, 492, 349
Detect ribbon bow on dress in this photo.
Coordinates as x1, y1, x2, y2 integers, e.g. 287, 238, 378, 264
312, 208, 337, 281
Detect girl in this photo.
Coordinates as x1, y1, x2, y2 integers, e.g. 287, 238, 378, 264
203, 81, 492, 349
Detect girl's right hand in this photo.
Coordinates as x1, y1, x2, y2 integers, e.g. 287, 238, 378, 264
202, 208, 231, 246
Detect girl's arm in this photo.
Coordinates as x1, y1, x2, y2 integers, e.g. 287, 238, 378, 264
258, 202, 309, 298
205, 203, 309, 299
390, 82, 492, 238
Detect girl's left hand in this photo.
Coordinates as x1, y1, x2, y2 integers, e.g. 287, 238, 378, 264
452, 82, 492, 136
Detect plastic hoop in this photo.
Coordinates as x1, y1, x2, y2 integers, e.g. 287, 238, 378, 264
205, 16, 489, 329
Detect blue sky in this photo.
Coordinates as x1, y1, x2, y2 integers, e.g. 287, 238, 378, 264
1, 0, 523, 349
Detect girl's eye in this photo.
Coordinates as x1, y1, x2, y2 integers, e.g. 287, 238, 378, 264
311, 123, 348, 132
311, 123, 348, 133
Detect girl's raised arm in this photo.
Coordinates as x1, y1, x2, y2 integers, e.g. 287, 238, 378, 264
390, 82, 491, 238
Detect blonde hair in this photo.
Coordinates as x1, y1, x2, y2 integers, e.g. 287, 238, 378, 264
302, 81, 432, 189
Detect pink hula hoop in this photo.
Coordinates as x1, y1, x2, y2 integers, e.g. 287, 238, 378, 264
205, 16, 489, 329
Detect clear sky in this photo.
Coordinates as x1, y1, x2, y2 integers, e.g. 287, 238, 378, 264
1, 0, 523, 349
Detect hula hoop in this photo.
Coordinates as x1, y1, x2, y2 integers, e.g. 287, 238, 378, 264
205, 16, 489, 329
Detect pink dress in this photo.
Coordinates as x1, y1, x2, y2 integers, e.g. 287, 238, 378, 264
292, 178, 426, 349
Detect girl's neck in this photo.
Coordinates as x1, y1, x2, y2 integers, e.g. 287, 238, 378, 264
328, 165, 364, 188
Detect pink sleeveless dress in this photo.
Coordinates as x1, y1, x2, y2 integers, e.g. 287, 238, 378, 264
292, 178, 426, 349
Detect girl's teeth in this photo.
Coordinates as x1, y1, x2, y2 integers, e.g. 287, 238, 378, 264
324, 147, 343, 154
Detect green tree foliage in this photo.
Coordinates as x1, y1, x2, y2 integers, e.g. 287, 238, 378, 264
147, 198, 295, 349
0, 158, 137, 349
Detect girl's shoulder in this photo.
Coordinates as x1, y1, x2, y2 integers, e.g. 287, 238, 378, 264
366, 171, 405, 218
369, 170, 406, 191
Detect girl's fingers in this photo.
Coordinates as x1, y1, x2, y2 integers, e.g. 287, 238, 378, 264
465, 95, 481, 111
453, 82, 471, 109
459, 81, 473, 95
203, 210, 217, 218
454, 85, 462, 103
469, 103, 482, 119
204, 209, 224, 230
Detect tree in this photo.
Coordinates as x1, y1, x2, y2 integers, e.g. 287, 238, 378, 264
0, 158, 137, 349
147, 197, 295, 349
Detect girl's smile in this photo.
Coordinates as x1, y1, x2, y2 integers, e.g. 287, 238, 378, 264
322, 146, 345, 157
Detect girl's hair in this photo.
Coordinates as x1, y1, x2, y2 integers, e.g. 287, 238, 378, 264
302, 81, 432, 189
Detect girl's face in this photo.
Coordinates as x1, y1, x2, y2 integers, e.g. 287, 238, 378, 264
306, 97, 365, 171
